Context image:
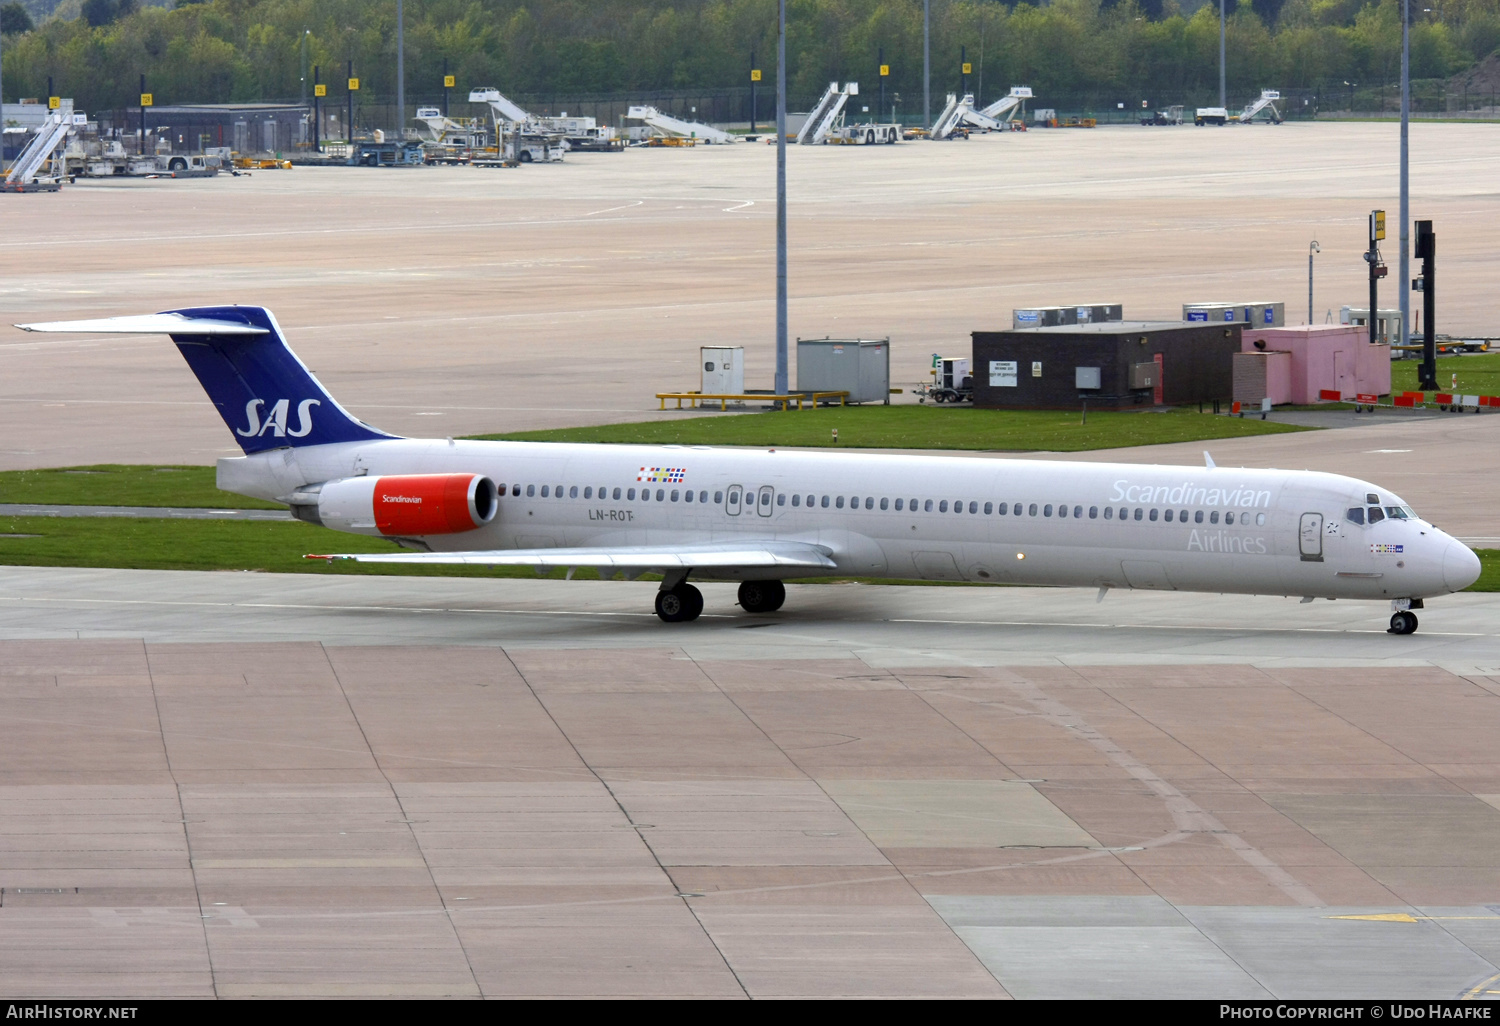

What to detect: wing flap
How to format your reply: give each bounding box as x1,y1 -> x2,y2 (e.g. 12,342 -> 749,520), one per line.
308,541 -> 836,571
15,313 -> 268,335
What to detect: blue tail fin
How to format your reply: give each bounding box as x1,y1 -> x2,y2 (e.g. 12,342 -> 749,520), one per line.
165,305 -> 397,454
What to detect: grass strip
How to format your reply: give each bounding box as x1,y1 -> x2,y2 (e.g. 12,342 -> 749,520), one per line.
0,465 -> 282,509
0,515 -> 1495,592
479,405 -> 1309,451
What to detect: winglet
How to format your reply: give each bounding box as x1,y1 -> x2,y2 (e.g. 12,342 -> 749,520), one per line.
1204,451 -> 1216,469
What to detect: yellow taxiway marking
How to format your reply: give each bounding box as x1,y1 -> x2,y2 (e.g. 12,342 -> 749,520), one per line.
1329,913 -> 1500,923
1463,972 -> 1500,1000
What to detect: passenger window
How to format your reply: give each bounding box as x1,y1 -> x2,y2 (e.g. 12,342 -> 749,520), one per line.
641,490 -> 650,502
1073,506 -> 1082,518
895,498 -> 904,511
613,487 -> 622,500
1029,503 -> 1038,516
1225,512 -> 1235,525
700,491 -> 708,503
849,496 -> 858,508
955,501 -> 965,514
1179,509 -> 1187,522
997,502 -> 1008,515
939,500 -> 948,512
583,487 -> 592,499
527,484 -> 536,497
1256,512 -> 1266,526
1164,509 -> 1173,522
1059,505 -> 1069,518
777,494 -> 786,506
684,490 -> 694,503
1134,508 -> 1143,521
1195,510 -> 1203,524
761,492 -> 770,507
836,496 -> 845,509
540,485 -> 550,498
1043,504 -> 1052,517
881,498 -> 890,511
925,500 -> 934,512
1368,507 -> 1385,524
727,487 -> 741,510
556,484 -> 563,497
670,490 -> 679,502
1089,506 -> 1098,519
983,502 -> 992,515
655,489 -> 664,501
1149,508 -> 1158,522
1117,507 -> 1127,520
513,484 -> 521,496
713,490 -> 722,503
1104,507 -> 1113,520
792,494 -> 801,507
910,498 -> 919,510
1209,511 -> 1219,524
822,496 -> 831,508
567,486 -> 576,498
865,497 -> 874,510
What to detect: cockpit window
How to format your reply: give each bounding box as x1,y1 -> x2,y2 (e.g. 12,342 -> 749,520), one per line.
1367,507 -> 1385,524
1346,507 -> 1365,526
1385,506 -> 1412,520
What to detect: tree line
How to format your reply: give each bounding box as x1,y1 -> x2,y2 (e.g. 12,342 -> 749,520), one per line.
2,0 -> 1497,115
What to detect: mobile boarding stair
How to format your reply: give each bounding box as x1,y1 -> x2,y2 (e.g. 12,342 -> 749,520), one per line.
4,113 -> 72,192
1238,90 -> 1283,124
968,86 -> 1033,128
625,105 -> 735,145
932,94 -> 996,139
797,82 -> 856,145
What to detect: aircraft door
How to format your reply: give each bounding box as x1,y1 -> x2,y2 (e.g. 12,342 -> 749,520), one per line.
1299,512 -> 1324,562
726,486 -> 742,516
757,485 -> 774,517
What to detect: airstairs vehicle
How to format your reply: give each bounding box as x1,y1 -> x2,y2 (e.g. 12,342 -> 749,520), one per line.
1236,90 -> 1283,124
624,105 -> 736,145
970,86 -> 1033,128
3,112 -> 73,191
798,82 -> 855,145
468,88 -> 567,162
932,93 -> 996,139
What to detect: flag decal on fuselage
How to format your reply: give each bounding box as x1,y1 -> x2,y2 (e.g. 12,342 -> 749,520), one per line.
638,467 -> 686,483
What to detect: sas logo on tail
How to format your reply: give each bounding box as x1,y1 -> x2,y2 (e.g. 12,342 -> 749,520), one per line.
237,398 -> 320,438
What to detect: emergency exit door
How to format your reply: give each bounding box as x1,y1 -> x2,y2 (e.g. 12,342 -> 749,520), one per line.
757,486 -> 774,517
1299,513 -> 1324,562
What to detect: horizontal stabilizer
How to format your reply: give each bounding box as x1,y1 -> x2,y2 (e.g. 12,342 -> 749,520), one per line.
15,314 -> 269,336
308,541 -> 836,571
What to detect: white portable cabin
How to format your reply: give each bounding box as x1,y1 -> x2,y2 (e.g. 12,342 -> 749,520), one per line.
701,347 -> 745,394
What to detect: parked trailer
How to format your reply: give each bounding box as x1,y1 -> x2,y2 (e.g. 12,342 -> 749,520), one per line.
832,123 -> 900,144
1194,106 -> 1229,126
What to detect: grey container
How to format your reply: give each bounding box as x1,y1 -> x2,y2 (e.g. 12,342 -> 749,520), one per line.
1012,303 -> 1122,329
1183,301 -> 1285,327
796,338 -> 891,404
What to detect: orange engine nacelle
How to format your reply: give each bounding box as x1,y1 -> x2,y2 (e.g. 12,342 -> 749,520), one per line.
310,473 -> 499,537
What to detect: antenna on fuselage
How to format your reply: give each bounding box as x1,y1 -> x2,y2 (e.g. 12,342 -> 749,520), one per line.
1203,451 -> 1216,469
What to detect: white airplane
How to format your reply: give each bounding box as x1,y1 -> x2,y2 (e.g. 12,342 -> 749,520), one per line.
16,306 -> 1482,634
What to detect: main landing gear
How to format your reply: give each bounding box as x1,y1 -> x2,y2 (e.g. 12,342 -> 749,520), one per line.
1388,610 -> 1419,635
653,578 -> 787,623
655,582 -> 704,623
737,579 -> 786,614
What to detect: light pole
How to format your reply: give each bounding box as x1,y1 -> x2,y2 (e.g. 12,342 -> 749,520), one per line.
1308,241 -> 1320,325
1219,0 -> 1226,110
775,0 -> 788,396
1399,0 -> 1411,353
301,30 -> 309,107
923,0 -> 930,131
396,0 -> 405,134
1344,80 -> 1356,112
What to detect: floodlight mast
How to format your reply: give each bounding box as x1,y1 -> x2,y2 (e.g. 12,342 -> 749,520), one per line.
1399,0 -> 1411,354
775,0 -> 788,396
1219,0 -> 1226,110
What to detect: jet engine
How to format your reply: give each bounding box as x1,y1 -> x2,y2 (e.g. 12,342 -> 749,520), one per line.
290,474 -> 499,537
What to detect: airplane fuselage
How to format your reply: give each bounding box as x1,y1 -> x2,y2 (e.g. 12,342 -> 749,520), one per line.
220,438 -> 1474,602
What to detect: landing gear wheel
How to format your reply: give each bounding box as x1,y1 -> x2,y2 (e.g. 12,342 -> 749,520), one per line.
738,579 -> 786,614
655,583 -> 703,623
1388,610 -> 1418,635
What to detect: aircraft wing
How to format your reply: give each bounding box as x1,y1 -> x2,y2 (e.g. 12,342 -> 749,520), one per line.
308,540 -> 837,572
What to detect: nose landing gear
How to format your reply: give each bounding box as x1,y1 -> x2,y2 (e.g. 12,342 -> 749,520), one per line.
1388,610 -> 1419,635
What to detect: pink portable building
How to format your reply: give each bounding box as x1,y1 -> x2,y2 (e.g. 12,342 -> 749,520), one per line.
1241,325 -> 1391,404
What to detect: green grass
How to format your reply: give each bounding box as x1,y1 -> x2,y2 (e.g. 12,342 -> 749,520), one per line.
2,515 -> 1495,592
0,465 -> 283,509
478,405 -> 1309,451
1391,352 -> 1500,397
